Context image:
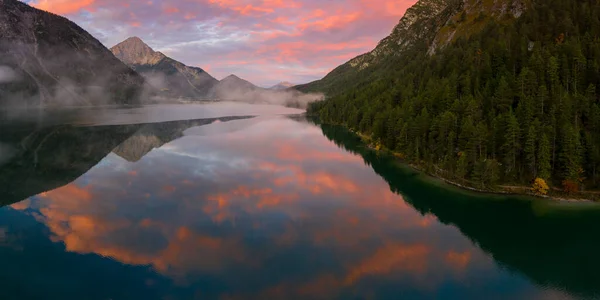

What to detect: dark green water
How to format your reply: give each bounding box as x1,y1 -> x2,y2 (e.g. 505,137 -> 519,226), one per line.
0,104 -> 599,300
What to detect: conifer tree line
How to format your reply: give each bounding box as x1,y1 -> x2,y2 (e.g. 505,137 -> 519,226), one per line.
308,0 -> 600,191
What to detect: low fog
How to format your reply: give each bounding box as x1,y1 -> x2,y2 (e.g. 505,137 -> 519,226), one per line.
211,86 -> 323,109
1,40 -> 321,110
0,41 -> 149,109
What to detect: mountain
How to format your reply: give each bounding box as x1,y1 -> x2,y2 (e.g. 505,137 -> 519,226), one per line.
0,0 -> 145,107
209,74 -> 260,100
306,0 -> 600,193
111,37 -> 218,99
269,82 -> 295,90
110,37 -> 322,106
298,0 -> 528,95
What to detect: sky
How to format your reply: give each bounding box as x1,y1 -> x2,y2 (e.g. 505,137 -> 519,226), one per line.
25,0 -> 418,87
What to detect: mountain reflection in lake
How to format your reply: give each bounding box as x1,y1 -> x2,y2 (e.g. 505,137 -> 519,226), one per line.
0,104 -> 598,300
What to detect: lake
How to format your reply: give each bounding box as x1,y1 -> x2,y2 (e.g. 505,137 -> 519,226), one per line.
0,103 -> 599,300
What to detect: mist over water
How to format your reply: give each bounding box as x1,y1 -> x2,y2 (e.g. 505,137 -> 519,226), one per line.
213,87 -> 323,109
0,102 -> 304,128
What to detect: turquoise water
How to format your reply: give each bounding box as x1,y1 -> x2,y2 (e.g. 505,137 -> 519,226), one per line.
0,104 -> 598,299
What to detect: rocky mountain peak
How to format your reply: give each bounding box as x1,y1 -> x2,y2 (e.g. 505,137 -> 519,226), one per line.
298,0 -> 530,95
393,0 -> 449,33
345,0 -> 531,70
222,74 -> 242,81
219,74 -> 258,88
110,36 -> 218,99
348,0 -> 455,70
110,36 -> 165,66
125,36 -> 144,43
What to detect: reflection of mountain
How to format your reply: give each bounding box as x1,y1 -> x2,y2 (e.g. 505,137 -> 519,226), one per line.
319,123 -> 600,299
182,117 -> 262,138
0,123 -> 142,206
112,133 -> 163,163
0,116 -> 254,206
112,117 -> 253,162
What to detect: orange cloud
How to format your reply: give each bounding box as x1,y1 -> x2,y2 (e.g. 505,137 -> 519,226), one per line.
207,0 -> 299,16
39,183 -> 93,202
446,251 -> 472,271
10,199 -> 31,211
344,243 -> 431,285
28,183 -> 248,278
31,0 -> 95,14
204,185 -> 300,222
297,12 -> 362,31
235,4 -> 273,15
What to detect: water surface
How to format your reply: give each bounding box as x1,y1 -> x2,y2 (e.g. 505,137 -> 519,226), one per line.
0,103 -> 598,300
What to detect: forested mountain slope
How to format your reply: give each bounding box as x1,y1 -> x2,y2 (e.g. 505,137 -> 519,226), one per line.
0,0 -> 145,106
307,0 -> 600,192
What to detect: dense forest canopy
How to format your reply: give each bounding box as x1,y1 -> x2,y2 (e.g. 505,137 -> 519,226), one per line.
307,0 -> 600,192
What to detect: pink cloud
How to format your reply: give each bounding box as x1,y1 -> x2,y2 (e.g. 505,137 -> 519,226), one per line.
28,0 -> 417,86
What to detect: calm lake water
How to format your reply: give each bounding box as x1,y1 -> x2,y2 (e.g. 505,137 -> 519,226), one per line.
0,103 -> 599,300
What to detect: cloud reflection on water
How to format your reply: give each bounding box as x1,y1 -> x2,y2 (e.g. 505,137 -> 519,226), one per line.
9,117 -> 571,299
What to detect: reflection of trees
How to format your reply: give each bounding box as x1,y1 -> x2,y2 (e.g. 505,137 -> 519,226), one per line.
0,116 -> 253,206
319,123 -> 600,299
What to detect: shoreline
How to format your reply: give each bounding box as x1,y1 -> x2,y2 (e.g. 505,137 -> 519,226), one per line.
406,163 -> 597,203
344,126 -> 600,203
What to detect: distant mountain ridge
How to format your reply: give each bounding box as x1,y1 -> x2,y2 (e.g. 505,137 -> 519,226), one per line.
269,82 -> 295,90
111,37 -> 218,99
110,36 -> 323,107
209,74 -> 260,100
0,0 -> 145,106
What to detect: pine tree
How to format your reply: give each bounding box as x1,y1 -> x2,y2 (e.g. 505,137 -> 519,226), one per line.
537,85 -> 549,117
456,153 -> 468,180
524,125 -> 537,177
502,111 -> 520,176
538,134 -> 552,180
459,116 -> 476,163
495,77 -> 513,113
559,124 -> 582,181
